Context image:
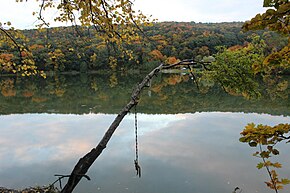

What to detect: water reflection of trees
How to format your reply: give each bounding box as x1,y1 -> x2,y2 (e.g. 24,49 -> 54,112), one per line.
0,73 -> 289,115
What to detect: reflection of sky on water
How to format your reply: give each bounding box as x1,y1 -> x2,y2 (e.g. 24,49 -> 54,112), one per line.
0,112 -> 289,193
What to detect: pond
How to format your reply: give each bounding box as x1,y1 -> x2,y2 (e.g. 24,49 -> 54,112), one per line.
0,72 -> 289,193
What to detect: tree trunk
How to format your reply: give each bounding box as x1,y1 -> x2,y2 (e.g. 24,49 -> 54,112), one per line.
60,59 -> 201,193
61,63 -> 164,193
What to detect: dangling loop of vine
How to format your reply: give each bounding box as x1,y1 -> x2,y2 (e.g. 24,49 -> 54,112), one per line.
134,105 -> 141,178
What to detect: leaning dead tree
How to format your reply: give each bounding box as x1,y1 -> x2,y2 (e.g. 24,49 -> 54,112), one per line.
60,59 -> 210,193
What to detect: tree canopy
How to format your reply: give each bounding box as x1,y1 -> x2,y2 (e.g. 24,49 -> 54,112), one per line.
0,0 -> 154,76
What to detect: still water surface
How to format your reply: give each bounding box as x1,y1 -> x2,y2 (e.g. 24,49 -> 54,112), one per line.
0,73 -> 289,193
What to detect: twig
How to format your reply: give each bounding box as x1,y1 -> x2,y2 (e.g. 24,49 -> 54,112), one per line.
38,0 -> 50,27
162,59 -> 211,69
187,64 -> 200,90
259,144 -> 279,193
51,174 -> 90,190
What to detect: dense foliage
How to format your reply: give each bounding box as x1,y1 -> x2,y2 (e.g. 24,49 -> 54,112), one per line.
243,0 -> 290,76
0,22 -> 288,74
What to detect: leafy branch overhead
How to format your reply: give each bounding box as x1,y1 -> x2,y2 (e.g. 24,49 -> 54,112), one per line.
0,22 -> 46,77
35,0 -> 154,59
244,0 -> 290,34
1,0 -> 155,76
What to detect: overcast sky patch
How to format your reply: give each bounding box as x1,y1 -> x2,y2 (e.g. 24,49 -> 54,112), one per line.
0,0 -> 268,29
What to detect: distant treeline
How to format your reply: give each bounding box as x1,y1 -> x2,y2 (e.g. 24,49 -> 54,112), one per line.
0,22 -> 288,73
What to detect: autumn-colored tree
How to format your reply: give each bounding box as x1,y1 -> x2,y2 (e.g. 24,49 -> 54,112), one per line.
0,0 -> 154,75
165,56 -> 179,64
149,49 -> 164,61
0,21 -> 47,77
243,0 -> 290,74
48,48 -> 66,71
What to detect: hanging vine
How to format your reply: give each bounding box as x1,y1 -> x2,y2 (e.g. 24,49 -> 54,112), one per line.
134,105 -> 141,178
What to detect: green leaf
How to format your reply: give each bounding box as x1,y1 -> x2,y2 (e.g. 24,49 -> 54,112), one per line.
263,0 -> 275,7
239,137 -> 247,143
257,162 -> 264,169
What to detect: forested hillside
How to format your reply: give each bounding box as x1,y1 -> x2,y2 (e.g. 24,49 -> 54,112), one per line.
0,22 -> 288,73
